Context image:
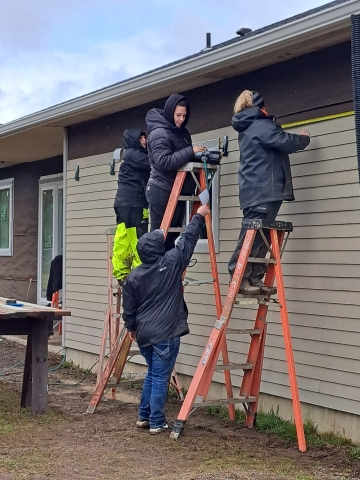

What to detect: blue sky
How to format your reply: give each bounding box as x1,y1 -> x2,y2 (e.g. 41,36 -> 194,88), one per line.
0,0 -> 331,123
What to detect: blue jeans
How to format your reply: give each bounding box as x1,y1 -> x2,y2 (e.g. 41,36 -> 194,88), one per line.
139,337 -> 180,428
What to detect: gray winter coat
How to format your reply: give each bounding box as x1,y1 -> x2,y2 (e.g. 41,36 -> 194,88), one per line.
145,94 -> 196,195
232,107 -> 310,210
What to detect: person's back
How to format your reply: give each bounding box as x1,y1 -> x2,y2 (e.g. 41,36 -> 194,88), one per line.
228,90 -> 310,295
122,204 -> 209,434
114,129 -> 150,210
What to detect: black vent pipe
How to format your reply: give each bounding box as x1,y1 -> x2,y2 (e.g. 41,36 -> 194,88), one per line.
351,14 -> 360,184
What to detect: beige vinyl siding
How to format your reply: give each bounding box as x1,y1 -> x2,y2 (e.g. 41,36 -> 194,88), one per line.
65,114 -> 360,416
65,155 -> 118,356
180,114 -> 360,416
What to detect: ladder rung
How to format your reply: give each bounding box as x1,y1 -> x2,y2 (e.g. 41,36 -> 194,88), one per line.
178,195 -> 200,202
168,227 -> 185,233
107,377 -> 144,387
226,328 -> 261,335
215,362 -> 253,371
235,299 -> 280,307
194,396 -> 257,407
248,257 -> 276,264
112,313 -> 121,318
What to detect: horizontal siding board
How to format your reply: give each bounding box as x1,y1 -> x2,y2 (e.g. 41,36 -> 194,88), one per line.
220,160 -> 358,186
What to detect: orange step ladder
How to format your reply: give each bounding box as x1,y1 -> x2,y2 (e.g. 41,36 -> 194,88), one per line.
86,228 -> 183,414
170,219 -> 307,453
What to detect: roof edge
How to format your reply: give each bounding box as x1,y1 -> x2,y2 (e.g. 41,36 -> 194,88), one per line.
0,0 -> 358,139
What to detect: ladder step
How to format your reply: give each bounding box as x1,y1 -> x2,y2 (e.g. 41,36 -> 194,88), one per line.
183,277 -> 214,287
248,257 -> 276,264
194,396 -> 257,407
178,162 -> 218,172
226,328 -> 261,335
215,362 -> 253,371
128,349 -> 140,356
168,227 -> 185,233
178,195 -> 200,202
107,377 -> 144,387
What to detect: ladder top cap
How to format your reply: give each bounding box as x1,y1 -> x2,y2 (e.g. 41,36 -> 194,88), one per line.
178,162 -> 218,172
243,219 -> 293,232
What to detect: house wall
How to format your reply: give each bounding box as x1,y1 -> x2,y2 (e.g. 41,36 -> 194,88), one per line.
65,113 -> 360,420
64,39 -> 360,434
0,156 -> 63,302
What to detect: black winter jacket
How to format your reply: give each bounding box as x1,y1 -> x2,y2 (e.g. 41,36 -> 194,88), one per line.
122,213 -> 205,348
146,94 -> 196,195
232,107 -> 310,210
114,129 -> 150,209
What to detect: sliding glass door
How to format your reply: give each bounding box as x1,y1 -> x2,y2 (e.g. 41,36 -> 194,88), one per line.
38,175 -> 63,304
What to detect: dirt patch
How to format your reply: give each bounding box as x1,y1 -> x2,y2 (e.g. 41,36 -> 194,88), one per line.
0,339 -> 359,480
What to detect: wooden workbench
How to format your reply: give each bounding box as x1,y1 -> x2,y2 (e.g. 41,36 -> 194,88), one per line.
0,298 -> 71,414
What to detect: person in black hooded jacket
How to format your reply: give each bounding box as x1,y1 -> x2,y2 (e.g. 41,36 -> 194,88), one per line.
112,129 -> 151,283
228,90 -> 310,295
122,203 -> 210,434
145,94 -> 206,251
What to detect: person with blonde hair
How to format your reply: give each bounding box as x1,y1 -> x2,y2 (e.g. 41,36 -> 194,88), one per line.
228,90 -> 311,295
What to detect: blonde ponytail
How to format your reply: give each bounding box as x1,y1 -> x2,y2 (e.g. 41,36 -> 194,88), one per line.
233,90 -> 253,114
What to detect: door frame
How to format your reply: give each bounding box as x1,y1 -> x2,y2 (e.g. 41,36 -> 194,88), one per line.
37,174 -> 64,305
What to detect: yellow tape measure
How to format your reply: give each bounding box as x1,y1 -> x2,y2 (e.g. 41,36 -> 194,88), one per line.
282,110 -> 354,129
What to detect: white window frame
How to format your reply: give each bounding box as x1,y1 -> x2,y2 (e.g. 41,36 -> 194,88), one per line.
0,178 -> 14,257
185,139 -> 220,254
37,174 -> 63,305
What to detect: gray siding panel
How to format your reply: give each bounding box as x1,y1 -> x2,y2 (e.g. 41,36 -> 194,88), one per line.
65,114 -> 360,417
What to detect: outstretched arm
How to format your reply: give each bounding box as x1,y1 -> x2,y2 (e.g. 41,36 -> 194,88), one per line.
260,122 -> 310,154
165,205 -> 210,275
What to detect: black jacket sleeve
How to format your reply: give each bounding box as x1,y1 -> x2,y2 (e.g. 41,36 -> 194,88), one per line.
165,213 -> 205,275
149,128 -> 194,172
129,149 -> 151,172
122,281 -> 137,332
260,122 -> 310,154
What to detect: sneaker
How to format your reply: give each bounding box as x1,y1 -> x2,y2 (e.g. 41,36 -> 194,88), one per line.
136,420 -> 150,428
238,279 -> 261,296
149,423 -> 170,435
251,280 -> 277,296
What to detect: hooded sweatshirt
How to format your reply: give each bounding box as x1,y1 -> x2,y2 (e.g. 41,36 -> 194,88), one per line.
232,107 -> 310,210
145,94 -> 196,195
122,213 -> 205,348
114,129 -> 150,209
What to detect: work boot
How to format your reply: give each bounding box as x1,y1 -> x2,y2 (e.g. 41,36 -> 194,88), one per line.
238,279 -> 261,296
251,279 -> 277,296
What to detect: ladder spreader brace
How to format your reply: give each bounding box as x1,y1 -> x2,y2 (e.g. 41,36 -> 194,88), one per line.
170,219 -> 307,453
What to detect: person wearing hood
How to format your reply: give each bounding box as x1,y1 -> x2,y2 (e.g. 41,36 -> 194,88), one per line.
122,203 -> 210,434
112,129 -> 151,283
145,94 -> 206,251
228,90 -> 311,295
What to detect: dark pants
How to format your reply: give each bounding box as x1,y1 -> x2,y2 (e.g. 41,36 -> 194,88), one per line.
146,184 -> 186,251
114,206 -> 148,239
228,201 -> 282,281
139,337 -> 180,428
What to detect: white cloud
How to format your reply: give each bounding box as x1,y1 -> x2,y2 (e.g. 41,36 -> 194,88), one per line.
0,0 -> 331,123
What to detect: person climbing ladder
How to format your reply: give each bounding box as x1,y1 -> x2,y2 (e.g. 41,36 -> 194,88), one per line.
112,129 -> 151,283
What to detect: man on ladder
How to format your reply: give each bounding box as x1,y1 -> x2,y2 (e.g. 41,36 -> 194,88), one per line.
122,203 -> 210,434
